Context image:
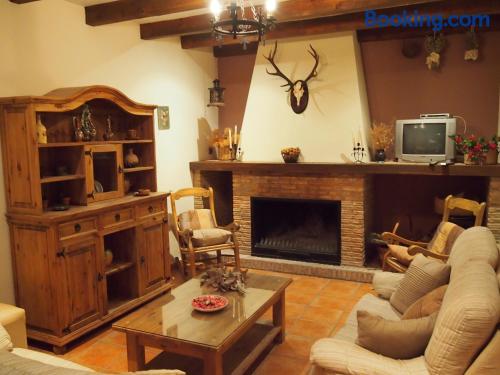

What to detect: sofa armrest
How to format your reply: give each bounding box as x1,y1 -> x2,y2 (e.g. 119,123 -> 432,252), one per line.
372,272 -> 405,299
310,339 -> 429,375
0,303 -> 28,349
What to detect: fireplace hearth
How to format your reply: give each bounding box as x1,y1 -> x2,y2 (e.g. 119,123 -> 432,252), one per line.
251,197 -> 341,265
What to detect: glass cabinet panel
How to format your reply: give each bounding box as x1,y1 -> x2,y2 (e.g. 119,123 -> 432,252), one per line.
85,144 -> 124,203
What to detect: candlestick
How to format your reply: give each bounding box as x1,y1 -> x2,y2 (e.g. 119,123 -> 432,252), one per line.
228,128 -> 232,149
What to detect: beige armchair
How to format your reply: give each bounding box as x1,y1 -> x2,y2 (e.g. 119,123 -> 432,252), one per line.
0,303 -> 27,349
381,195 -> 486,272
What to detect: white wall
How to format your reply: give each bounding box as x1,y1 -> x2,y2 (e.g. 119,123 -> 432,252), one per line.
0,0 -> 218,304
240,32 -> 371,162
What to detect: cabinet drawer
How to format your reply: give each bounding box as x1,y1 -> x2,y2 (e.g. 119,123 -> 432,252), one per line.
59,218 -> 97,240
136,199 -> 165,219
101,207 -> 134,230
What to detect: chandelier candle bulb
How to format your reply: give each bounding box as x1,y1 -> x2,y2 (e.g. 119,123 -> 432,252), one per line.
266,0 -> 277,15
210,0 -> 222,19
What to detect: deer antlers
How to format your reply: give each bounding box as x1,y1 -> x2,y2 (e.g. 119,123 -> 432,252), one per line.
265,41 -> 294,91
264,41 -> 319,90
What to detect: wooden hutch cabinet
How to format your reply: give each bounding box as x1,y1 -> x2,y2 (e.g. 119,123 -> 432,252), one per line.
0,86 -> 171,352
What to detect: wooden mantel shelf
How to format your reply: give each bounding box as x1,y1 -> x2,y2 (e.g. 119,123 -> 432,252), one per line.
190,160 -> 500,177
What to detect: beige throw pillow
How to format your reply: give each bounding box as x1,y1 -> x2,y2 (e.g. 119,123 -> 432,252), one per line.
356,310 -> 437,359
390,254 -> 450,314
0,323 -> 13,351
402,285 -> 448,320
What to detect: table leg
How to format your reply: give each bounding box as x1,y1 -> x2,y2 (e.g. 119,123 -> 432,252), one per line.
204,351 -> 223,375
126,333 -> 145,371
273,290 -> 286,343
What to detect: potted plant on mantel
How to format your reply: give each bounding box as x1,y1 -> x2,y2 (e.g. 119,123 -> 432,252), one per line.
449,134 -> 498,165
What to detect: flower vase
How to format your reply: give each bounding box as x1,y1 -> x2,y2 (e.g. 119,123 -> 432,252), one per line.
464,154 -> 478,165
374,149 -> 386,162
486,149 -> 498,165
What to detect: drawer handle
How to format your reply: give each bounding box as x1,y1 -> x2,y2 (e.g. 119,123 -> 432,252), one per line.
148,206 -> 154,213
115,213 -> 121,222
74,223 -> 81,233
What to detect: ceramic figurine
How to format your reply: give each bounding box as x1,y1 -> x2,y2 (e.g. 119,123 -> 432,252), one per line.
36,114 -> 47,144
103,115 -> 114,141
81,104 -> 97,141
124,148 -> 139,167
73,116 -> 84,142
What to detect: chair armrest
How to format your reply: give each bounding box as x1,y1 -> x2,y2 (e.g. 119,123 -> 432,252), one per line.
372,272 -> 405,299
381,232 -> 428,248
407,246 -> 448,261
0,303 -> 27,349
310,338 -> 429,375
218,222 -> 240,233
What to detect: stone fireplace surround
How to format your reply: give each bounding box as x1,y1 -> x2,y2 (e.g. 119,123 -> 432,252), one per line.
191,161 -> 500,281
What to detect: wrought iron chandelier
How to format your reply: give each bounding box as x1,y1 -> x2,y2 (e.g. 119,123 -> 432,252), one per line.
210,0 -> 277,43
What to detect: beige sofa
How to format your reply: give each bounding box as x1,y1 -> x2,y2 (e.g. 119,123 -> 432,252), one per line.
0,303 -> 184,374
310,226 -> 500,375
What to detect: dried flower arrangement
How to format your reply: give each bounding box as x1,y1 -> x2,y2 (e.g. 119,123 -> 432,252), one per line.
200,267 -> 247,294
424,33 -> 446,70
371,121 -> 394,151
464,28 -> 479,61
211,127 -> 241,160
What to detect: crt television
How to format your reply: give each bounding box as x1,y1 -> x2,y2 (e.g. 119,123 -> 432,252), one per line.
395,117 -> 456,163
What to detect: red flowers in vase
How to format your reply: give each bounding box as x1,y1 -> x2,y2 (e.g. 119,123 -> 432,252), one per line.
450,134 -> 498,164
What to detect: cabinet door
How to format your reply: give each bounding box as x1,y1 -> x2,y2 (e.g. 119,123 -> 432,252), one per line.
60,236 -> 103,332
85,144 -> 124,203
137,219 -> 167,295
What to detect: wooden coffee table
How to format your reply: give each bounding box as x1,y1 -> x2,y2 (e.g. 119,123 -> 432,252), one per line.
113,273 -> 292,375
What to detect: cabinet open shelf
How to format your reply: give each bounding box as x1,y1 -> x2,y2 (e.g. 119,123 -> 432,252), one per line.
124,166 -> 155,173
38,139 -> 154,148
40,174 -> 86,184
105,261 -> 135,277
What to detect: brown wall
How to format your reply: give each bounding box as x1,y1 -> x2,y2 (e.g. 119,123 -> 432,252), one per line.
360,31 -> 500,136
217,53 -> 257,130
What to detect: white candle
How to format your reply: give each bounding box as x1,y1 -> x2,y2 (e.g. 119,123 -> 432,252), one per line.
234,125 -> 237,143
228,128 -> 232,149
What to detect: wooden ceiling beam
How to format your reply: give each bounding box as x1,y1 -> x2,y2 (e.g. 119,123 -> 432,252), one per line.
85,0 -> 207,26
181,0 -> 500,49
141,0 -> 443,39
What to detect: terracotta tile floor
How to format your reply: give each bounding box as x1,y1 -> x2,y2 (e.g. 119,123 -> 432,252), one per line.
31,269 -> 374,374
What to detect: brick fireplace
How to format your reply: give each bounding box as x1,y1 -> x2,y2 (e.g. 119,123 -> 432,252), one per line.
231,172 -> 372,267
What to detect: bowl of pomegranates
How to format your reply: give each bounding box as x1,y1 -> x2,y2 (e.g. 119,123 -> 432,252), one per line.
192,295 -> 229,313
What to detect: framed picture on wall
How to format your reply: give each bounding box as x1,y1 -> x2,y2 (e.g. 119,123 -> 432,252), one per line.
157,106 -> 170,130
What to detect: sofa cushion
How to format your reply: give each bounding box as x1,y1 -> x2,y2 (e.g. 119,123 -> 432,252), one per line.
372,272 -> 404,300
402,285 -> 447,320
356,310 -> 437,359
465,329 -> 500,375
425,262 -> 500,375
178,209 -> 215,231
191,228 -> 231,247
427,222 -> 464,255
390,254 -> 450,314
447,226 -> 498,270
0,323 -> 13,351
0,350 -> 185,374
333,293 -> 401,343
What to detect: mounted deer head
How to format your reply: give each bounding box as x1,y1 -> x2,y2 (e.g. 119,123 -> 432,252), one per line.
265,41 -> 319,114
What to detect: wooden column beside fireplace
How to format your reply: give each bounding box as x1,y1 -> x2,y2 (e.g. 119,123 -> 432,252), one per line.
191,161 -> 500,268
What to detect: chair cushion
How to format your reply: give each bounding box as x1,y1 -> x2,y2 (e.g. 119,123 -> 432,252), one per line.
388,244 -> 414,266
356,310 -> 437,359
390,254 -> 450,314
0,323 -> 13,351
402,285 -> 447,320
427,222 -> 464,255
191,228 -> 231,247
178,209 -> 215,231
465,329 -> 500,375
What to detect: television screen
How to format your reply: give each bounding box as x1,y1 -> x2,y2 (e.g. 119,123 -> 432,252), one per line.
402,123 -> 446,155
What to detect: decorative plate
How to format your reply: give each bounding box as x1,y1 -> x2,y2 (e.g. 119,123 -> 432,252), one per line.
192,295 -> 229,313
94,180 -> 104,193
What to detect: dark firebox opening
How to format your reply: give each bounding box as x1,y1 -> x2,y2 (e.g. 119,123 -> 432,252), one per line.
251,197 -> 341,265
